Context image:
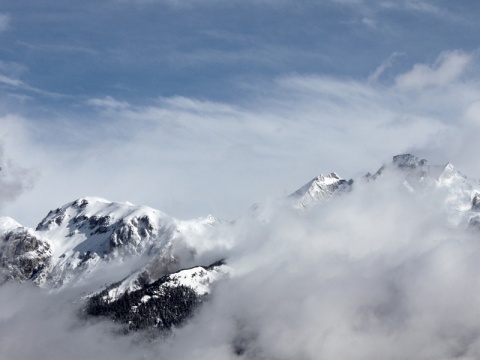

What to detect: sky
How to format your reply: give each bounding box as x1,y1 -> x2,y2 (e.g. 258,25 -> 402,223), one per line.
1,0 -> 480,226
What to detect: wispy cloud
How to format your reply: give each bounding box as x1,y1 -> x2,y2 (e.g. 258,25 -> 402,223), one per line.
403,0 -> 461,21
395,50 -> 472,90
369,52 -> 404,83
0,13 -> 10,33
87,96 -> 130,110
0,73 -> 67,99
17,41 -> 98,56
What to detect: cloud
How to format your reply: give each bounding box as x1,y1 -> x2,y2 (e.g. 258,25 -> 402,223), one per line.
2,49 -> 480,230
395,50 -> 472,90
0,74 -> 23,88
0,61 -> 27,77
143,167 -> 480,359
0,283 -> 163,360
0,134 -> 38,211
0,73 -> 66,99
3,158 -> 480,360
368,52 -> 404,83
0,57 -> 452,226
119,0 -> 291,8
402,0 -> 463,22
87,96 -> 130,110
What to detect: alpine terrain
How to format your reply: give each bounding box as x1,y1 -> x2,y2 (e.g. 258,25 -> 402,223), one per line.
1,154 -> 480,355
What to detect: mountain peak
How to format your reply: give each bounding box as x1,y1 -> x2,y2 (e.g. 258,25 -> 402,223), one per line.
290,172 -> 353,210
392,154 -> 428,169
0,216 -> 22,236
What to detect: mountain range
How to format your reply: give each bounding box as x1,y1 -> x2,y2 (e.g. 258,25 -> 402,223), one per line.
1,154 -> 479,333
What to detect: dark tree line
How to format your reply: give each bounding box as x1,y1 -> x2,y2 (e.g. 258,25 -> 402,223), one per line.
86,277 -> 201,332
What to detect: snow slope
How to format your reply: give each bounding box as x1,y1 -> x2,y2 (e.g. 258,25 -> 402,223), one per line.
290,172 -> 353,210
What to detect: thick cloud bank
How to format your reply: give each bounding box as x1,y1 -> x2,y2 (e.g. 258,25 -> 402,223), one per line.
2,162 -> 480,359
162,171 -> 480,360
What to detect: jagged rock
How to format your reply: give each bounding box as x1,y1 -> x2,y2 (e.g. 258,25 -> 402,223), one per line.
0,228 -> 51,284
392,154 -> 428,169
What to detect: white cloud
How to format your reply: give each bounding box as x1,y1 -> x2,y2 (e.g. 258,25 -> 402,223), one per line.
151,173 -> 480,359
87,96 -> 130,110
368,52 -> 404,83
463,100 -> 480,128
0,73 -> 65,98
395,50 -> 472,90
361,17 -> 376,28
402,0 -> 462,21
2,49 -> 480,230
0,74 -> 23,88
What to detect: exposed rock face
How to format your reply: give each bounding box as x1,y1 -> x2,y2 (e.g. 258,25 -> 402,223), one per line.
29,197 -> 215,288
392,154 -> 428,169
0,228 -> 51,284
36,199 -> 165,257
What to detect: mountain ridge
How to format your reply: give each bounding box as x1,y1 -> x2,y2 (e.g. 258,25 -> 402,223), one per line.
2,153 -> 480,334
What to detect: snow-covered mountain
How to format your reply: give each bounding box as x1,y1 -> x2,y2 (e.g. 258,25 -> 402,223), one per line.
86,260 -> 229,332
0,196 -> 222,290
290,172 -> 353,210
1,153 -> 480,334
371,154 -> 480,227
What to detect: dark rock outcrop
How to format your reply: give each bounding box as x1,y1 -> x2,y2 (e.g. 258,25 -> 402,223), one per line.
0,229 -> 51,284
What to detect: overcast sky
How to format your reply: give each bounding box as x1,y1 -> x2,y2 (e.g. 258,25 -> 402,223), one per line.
1,0 -> 480,226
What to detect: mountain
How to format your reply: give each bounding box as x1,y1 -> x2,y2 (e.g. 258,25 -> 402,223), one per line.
0,219 -> 51,284
373,154 -> 479,227
0,197 -> 229,333
0,197 -> 222,289
289,172 -> 353,210
86,260 -> 228,332
1,154 -> 480,335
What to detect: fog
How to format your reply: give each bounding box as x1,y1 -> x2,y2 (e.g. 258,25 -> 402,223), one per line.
2,164 -> 480,359
165,171 -> 480,360
0,144 -> 37,211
